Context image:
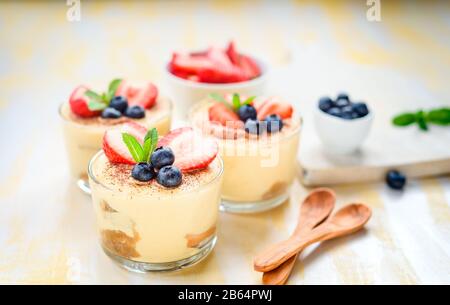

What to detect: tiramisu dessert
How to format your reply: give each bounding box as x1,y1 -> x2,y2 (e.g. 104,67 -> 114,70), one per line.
88,123 -> 223,272
190,93 -> 301,213
60,79 -> 172,193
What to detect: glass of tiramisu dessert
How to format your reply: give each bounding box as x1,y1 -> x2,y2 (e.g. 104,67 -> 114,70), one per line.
88,123 -> 223,272
190,93 -> 301,213
59,79 -> 172,193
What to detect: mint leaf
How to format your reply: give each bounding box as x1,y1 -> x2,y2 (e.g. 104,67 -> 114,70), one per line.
415,111 -> 428,131
209,93 -> 227,104
101,92 -> 108,103
88,101 -> 107,111
232,93 -> 241,110
243,96 -> 256,105
427,108 -> 450,125
208,93 -> 234,111
85,90 -> 103,102
392,113 -> 416,126
142,128 -> 158,162
122,133 -> 144,163
106,79 -> 122,102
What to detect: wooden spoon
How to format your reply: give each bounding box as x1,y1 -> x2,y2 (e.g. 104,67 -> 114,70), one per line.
262,188 -> 336,285
254,203 -> 372,272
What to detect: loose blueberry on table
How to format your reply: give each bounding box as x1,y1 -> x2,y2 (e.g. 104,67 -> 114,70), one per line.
208,93 -> 293,135
69,78 -> 159,119
386,170 -> 407,190
318,93 -> 369,120
103,124 -> 218,188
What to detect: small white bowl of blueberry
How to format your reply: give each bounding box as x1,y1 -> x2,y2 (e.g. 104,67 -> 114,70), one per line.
314,93 -> 373,154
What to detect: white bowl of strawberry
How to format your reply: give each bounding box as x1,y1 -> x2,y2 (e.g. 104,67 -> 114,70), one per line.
165,41 -> 267,119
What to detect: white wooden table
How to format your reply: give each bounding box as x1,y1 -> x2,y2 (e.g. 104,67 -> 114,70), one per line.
0,0 -> 449,284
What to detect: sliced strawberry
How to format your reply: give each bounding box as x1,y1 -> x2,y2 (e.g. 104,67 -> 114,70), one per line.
226,41 -> 241,65
158,127 -> 218,172
226,42 -> 260,80
197,66 -> 246,83
208,103 -> 240,126
200,47 -> 246,83
256,97 -> 293,120
239,55 -> 261,79
69,85 -> 100,118
103,122 -> 147,164
207,46 -> 234,68
116,80 -> 158,109
170,53 -> 213,75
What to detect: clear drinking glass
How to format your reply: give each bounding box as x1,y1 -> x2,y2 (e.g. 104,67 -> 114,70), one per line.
190,100 -> 301,213
88,151 -> 224,272
59,99 -> 172,194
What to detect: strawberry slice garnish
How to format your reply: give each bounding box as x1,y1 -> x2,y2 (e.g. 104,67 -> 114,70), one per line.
103,122 -> 147,164
208,103 -> 240,126
69,85 -> 100,118
115,80 -> 158,109
158,127 -> 218,172
256,97 -> 293,120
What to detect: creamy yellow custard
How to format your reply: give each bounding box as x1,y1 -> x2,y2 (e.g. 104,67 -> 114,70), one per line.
190,98 -> 301,213
60,96 -> 172,190
88,152 -> 223,270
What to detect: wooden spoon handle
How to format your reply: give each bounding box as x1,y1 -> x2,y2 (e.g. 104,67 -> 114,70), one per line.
254,227 -> 329,272
262,252 -> 298,285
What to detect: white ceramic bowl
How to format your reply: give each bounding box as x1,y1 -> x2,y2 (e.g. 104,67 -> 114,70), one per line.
165,58 -> 268,120
314,106 -> 373,154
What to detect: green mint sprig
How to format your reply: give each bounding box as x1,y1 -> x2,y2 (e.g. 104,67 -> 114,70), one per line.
122,128 -> 158,163
392,107 -> 450,131
208,93 -> 256,111
86,78 -> 122,111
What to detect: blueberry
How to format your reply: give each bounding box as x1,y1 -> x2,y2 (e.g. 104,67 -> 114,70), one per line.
110,96 -> 128,113
244,119 -> 265,135
386,170 -> 406,190
340,106 -> 354,120
238,104 -> 257,122
131,163 -> 155,182
318,96 -> 334,112
150,147 -> 175,170
156,165 -> 182,188
337,92 -> 349,101
125,105 -> 145,119
335,98 -> 350,108
327,107 -> 341,117
264,114 -> 283,133
101,107 -> 122,119
352,102 -> 369,118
